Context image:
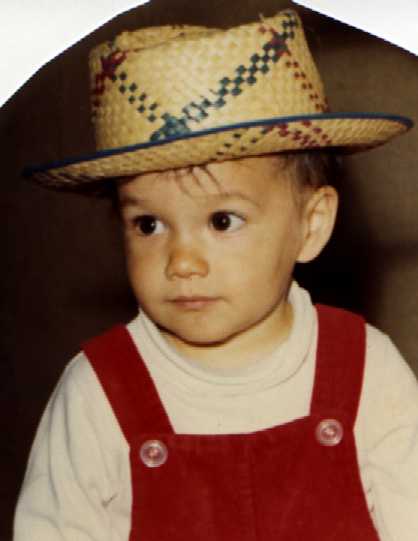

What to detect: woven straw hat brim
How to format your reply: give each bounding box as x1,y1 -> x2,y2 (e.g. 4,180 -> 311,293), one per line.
27,112 -> 411,188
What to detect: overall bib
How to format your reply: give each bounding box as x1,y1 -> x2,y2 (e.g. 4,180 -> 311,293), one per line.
84,305 -> 380,540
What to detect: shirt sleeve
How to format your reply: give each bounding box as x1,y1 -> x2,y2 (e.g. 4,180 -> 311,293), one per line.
14,353 -> 129,541
358,326 -> 418,541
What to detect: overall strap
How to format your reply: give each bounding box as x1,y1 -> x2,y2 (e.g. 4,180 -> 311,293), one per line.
310,304 -> 366,428
83,325 -> 174,440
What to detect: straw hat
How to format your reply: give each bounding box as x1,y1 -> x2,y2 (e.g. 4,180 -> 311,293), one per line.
27,9 -> 412,188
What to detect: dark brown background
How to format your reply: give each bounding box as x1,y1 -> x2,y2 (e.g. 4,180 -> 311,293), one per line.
1,1 -> 417,538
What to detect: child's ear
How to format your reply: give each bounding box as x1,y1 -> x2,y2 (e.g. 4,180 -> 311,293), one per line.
296,185 -> 338,264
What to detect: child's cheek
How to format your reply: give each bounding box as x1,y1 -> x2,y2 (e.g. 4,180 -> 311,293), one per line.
124,235 -> 163,287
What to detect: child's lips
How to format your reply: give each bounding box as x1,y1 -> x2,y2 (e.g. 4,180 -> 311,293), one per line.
169,296 -> 219,310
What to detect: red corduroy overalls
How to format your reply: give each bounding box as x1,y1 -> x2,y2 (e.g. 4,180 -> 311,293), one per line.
84,305 -> 380,540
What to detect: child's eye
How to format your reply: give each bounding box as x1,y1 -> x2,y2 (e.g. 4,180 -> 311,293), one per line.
210,211 -> 245,232
133,215 -> 165,236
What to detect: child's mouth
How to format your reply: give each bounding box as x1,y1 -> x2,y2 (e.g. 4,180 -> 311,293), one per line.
170,296 -> 219,310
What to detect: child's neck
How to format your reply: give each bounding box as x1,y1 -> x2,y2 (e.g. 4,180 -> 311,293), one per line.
161,301 -> 294,371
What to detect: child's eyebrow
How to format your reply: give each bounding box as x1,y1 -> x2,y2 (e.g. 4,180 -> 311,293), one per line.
118,195 -> 148,209
208,190 -> 261,209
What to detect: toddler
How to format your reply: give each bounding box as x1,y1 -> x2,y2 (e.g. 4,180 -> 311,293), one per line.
15,9 -> 418,541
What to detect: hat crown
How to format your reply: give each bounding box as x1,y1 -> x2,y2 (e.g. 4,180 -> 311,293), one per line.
89,10 -> 327,151
92,23 -> 214,55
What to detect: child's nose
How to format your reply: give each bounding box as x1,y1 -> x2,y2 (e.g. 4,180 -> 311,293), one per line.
165,240 -> 209,280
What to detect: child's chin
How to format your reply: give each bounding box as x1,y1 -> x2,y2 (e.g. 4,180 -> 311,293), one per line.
161,324 -> 235,348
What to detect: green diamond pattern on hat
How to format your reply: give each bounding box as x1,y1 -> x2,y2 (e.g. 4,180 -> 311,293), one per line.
149,21 -> 293,143
113,67 -> 162,121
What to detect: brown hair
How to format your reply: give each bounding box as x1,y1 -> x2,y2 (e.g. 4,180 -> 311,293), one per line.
275,150 -> 341,192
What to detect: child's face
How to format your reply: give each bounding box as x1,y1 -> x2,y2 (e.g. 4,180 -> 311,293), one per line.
118,155 -> 315,359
